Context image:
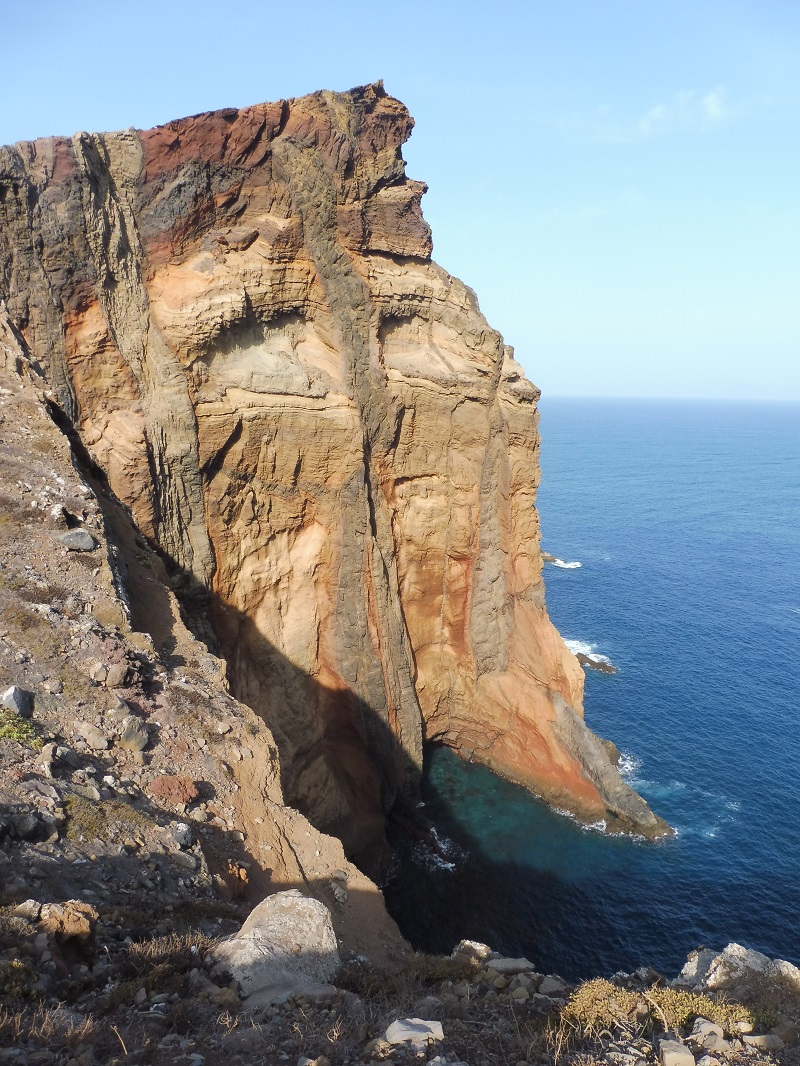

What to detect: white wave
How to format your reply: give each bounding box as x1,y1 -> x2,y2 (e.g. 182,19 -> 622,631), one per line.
618,752 -> 642,778
564,639 -> 614,668
416,848 -> 456,873
585,819 -> 608,833
550,558 -> 582,569
412,827 -> 462,873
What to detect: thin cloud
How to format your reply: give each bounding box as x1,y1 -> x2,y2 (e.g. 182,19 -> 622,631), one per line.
557,86 -> 737,144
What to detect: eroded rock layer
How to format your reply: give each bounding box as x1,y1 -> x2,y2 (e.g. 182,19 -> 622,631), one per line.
0,82 -> 668,866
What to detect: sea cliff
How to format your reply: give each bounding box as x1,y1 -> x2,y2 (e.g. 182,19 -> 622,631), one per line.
0,82 -> 667,874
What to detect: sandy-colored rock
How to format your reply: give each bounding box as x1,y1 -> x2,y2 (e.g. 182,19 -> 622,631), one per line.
0,82 -> 667,870
39,900 -> 97,948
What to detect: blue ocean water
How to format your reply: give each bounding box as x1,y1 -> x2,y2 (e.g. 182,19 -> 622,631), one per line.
384,398 -> 800,980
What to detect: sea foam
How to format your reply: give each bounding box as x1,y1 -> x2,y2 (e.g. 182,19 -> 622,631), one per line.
564,638 -> 615,668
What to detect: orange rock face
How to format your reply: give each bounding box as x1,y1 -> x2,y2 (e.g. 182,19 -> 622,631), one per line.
0,83 -> 668,870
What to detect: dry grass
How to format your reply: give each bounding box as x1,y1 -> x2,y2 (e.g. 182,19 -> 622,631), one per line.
337,950 -> 480,1003
0,1003 -> 100,1050
63,792 -> 154,843
126,930 -> 220,971
0,602 -> 37,631
105,930 -> 221,1013
550,978 -> 754,1060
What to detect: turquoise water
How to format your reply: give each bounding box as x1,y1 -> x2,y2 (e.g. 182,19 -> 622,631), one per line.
385,399 -> 800,980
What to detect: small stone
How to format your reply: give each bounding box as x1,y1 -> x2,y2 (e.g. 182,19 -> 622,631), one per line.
75,721 -> 108,750
510,986 -> 529,1001
2,685 -> 33,717
538,975 -> 568,996
167,821 -> 193,848
14,899 -> 42,921
89,662 -> 108,684
148,775 -> 198,806
384,1018 -> 444,1051
12,811 -> 40,839
105,663 -> 129,688
658,1038 -> 696,1066
119,715 -> 148,752
43,678 -> 63,694
487,956 -> 535,975
689,1018 -> 728,1053
59,529 -> 98,552
742,1033 -> 784,1050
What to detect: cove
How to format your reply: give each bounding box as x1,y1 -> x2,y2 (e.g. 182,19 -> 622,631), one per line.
384,398 -> 800,981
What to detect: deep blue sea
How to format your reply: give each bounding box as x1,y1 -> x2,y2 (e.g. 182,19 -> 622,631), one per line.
385,398 -> 800,981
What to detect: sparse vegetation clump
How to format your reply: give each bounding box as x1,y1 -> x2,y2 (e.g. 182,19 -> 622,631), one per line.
552,976 -> 754,1058
0,708 -> 40,747
0,958 -> 38,1000
62,792 -> 154,842
337,949 -> 480,1003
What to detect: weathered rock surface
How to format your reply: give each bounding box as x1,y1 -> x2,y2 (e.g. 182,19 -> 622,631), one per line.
213,888 -> 339,1006
0,81 -> 667,866
679,942 -> 800,994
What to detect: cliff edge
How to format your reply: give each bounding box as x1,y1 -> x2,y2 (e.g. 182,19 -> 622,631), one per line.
0,82 -> 668,868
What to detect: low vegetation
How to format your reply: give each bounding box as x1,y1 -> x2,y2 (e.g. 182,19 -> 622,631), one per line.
0,708 -> 40,747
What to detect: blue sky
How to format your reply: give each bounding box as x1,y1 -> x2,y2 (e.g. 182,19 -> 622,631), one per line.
3,1 -> 798,399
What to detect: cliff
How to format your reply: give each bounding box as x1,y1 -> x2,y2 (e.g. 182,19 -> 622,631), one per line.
0,82 -> 667,870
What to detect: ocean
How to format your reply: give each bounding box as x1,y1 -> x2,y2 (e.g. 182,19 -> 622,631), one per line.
384,398 -> 800,981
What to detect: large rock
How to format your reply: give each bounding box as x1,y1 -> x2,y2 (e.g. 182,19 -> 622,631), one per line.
213,889 -> 339,1007
40,899 -> 98,950
0,83 -> 668,860
2,686 -> 33,717
384,1018 -> 444,1051
679,943 -> 800,993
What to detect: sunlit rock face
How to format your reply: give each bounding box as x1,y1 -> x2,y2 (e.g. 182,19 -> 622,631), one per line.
0,82 -> 667,871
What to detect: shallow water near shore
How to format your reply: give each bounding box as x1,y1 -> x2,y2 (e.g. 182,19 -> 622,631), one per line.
384,398 -> 800,980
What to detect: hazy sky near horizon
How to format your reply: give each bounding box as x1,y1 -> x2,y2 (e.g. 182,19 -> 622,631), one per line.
3,1 -> 798,400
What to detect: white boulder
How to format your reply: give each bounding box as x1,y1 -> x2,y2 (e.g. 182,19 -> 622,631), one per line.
214,889 -> 339,1007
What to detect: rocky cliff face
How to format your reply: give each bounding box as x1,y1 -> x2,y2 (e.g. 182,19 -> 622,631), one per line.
0,82 -> 667,869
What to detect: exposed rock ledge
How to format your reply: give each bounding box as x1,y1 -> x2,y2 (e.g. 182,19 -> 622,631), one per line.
0,81 -> 669,868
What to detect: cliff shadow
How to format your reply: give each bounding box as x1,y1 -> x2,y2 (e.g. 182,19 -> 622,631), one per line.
383,742 -> 655,982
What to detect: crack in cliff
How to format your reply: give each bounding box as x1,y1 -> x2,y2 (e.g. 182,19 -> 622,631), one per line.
0,148 -> 78,419
273,131 -> 424,795
70,128 -> 217,631
469,341 -> 513,677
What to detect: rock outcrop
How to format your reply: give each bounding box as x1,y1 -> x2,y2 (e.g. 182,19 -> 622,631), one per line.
0,81 -> 668,868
